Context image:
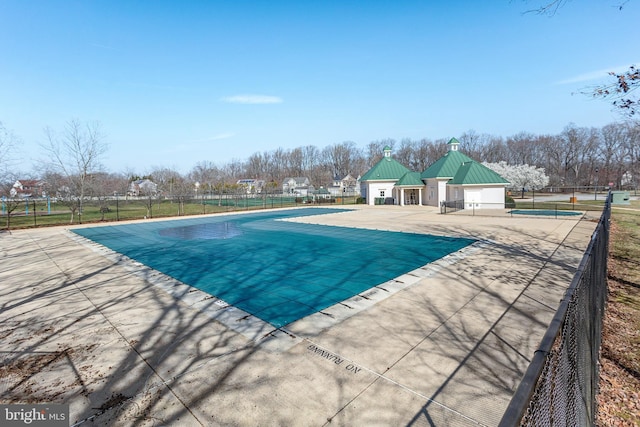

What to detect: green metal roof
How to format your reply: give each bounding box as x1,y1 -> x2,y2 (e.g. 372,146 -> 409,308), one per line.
420,150 -> 474,179
361,156 -> 410,181
448,161 -> 510,185
395,171 -> 423,187
363,138 -> 508,187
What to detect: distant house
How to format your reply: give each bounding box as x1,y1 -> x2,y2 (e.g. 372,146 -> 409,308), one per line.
10,180 -> 45,198
312,187 -> 332,201
128,179 -> 158,197
236,179 -> 265,194
282,177 -> 314,196
327,174 -> 361,197
360,139 -> 509,208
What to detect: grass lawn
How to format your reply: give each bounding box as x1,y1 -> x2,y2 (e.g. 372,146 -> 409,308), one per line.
1,196 -> 360,230
598,200 -> 640,425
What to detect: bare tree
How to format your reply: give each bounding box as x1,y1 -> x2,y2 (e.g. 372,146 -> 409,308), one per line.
525,0 -> 569,15
300,145 -> 322,176
0,188 -> 23,230
599,123 -> 627,188
85,172 -> 127,221
365,139 -> 395,166
291,145 -> 324,185
245,152 -> 270,181
190,160 -> 221,199
286,147 -> 304,177
505,132 -> 538,165
270,148 -> 288,182
0,122 -> 21,229
410,138 -> 439,172
626,123 -> 640,190
458,130 -> 486,160
395,138 -> 417,170
224,159 -> 246,181
0,122 -> 21,183
392,138 -> 441,172
480,136 -> 508,164
0,178 -> 23,231
526,0 -> 630,15
139,180 -> 157,218
593,65 -> 640,117
146,167 -> 173,195
41,119 -> 108,224
39,170 -> 71,218
323,141 -> 361,181
561,124 -> 599,187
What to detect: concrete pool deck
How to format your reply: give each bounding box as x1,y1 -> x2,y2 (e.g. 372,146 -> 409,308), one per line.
0,206 -> 599,426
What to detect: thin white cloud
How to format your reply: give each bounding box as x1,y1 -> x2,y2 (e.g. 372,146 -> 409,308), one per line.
221,94 -> 283,104
556,63 -> 638,85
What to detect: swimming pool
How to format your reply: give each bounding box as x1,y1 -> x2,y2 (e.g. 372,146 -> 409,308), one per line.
73,209 -> 475,327
509,209 -> 582,217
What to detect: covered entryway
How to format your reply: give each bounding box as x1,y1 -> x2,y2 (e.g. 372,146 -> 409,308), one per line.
399,188 -> 422,205
395,171 -> 424,206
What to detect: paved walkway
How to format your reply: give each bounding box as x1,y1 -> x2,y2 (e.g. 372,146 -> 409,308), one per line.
0,206 -> 598,426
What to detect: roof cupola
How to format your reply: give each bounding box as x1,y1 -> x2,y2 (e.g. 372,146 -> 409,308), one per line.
447,138 -> 460,152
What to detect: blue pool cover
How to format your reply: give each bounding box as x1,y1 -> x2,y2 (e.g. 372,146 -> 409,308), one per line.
73,209 -> 475,327
509,209 -> 582,216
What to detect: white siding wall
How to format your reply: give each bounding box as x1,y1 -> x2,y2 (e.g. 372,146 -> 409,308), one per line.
448,184 -> 461,203
423,179 -> 440,207
458,186 -> 505,209
464,189 -> 481,209
438,180 -> 448,205
481,186 -> 506,208
365,181 -> 396,205
364,180 -> 506,208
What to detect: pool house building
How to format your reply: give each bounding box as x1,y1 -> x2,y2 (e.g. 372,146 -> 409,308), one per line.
360,138 -> 510,209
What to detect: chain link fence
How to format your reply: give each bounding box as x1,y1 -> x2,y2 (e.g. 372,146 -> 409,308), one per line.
440,199 -> 465,213
499,193 -> 611,426
1,194 -> 363,230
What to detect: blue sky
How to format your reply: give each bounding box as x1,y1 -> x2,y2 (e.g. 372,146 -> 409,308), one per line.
1,0 -> 638,174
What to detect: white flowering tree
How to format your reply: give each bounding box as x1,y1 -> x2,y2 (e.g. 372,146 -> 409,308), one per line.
484,161 -> 549,198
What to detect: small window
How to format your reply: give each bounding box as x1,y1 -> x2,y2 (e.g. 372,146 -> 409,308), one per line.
380,190 -> 385,197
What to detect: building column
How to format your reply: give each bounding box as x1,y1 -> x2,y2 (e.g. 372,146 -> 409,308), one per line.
418,189 -> 423,205
399,188 -> 405,206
